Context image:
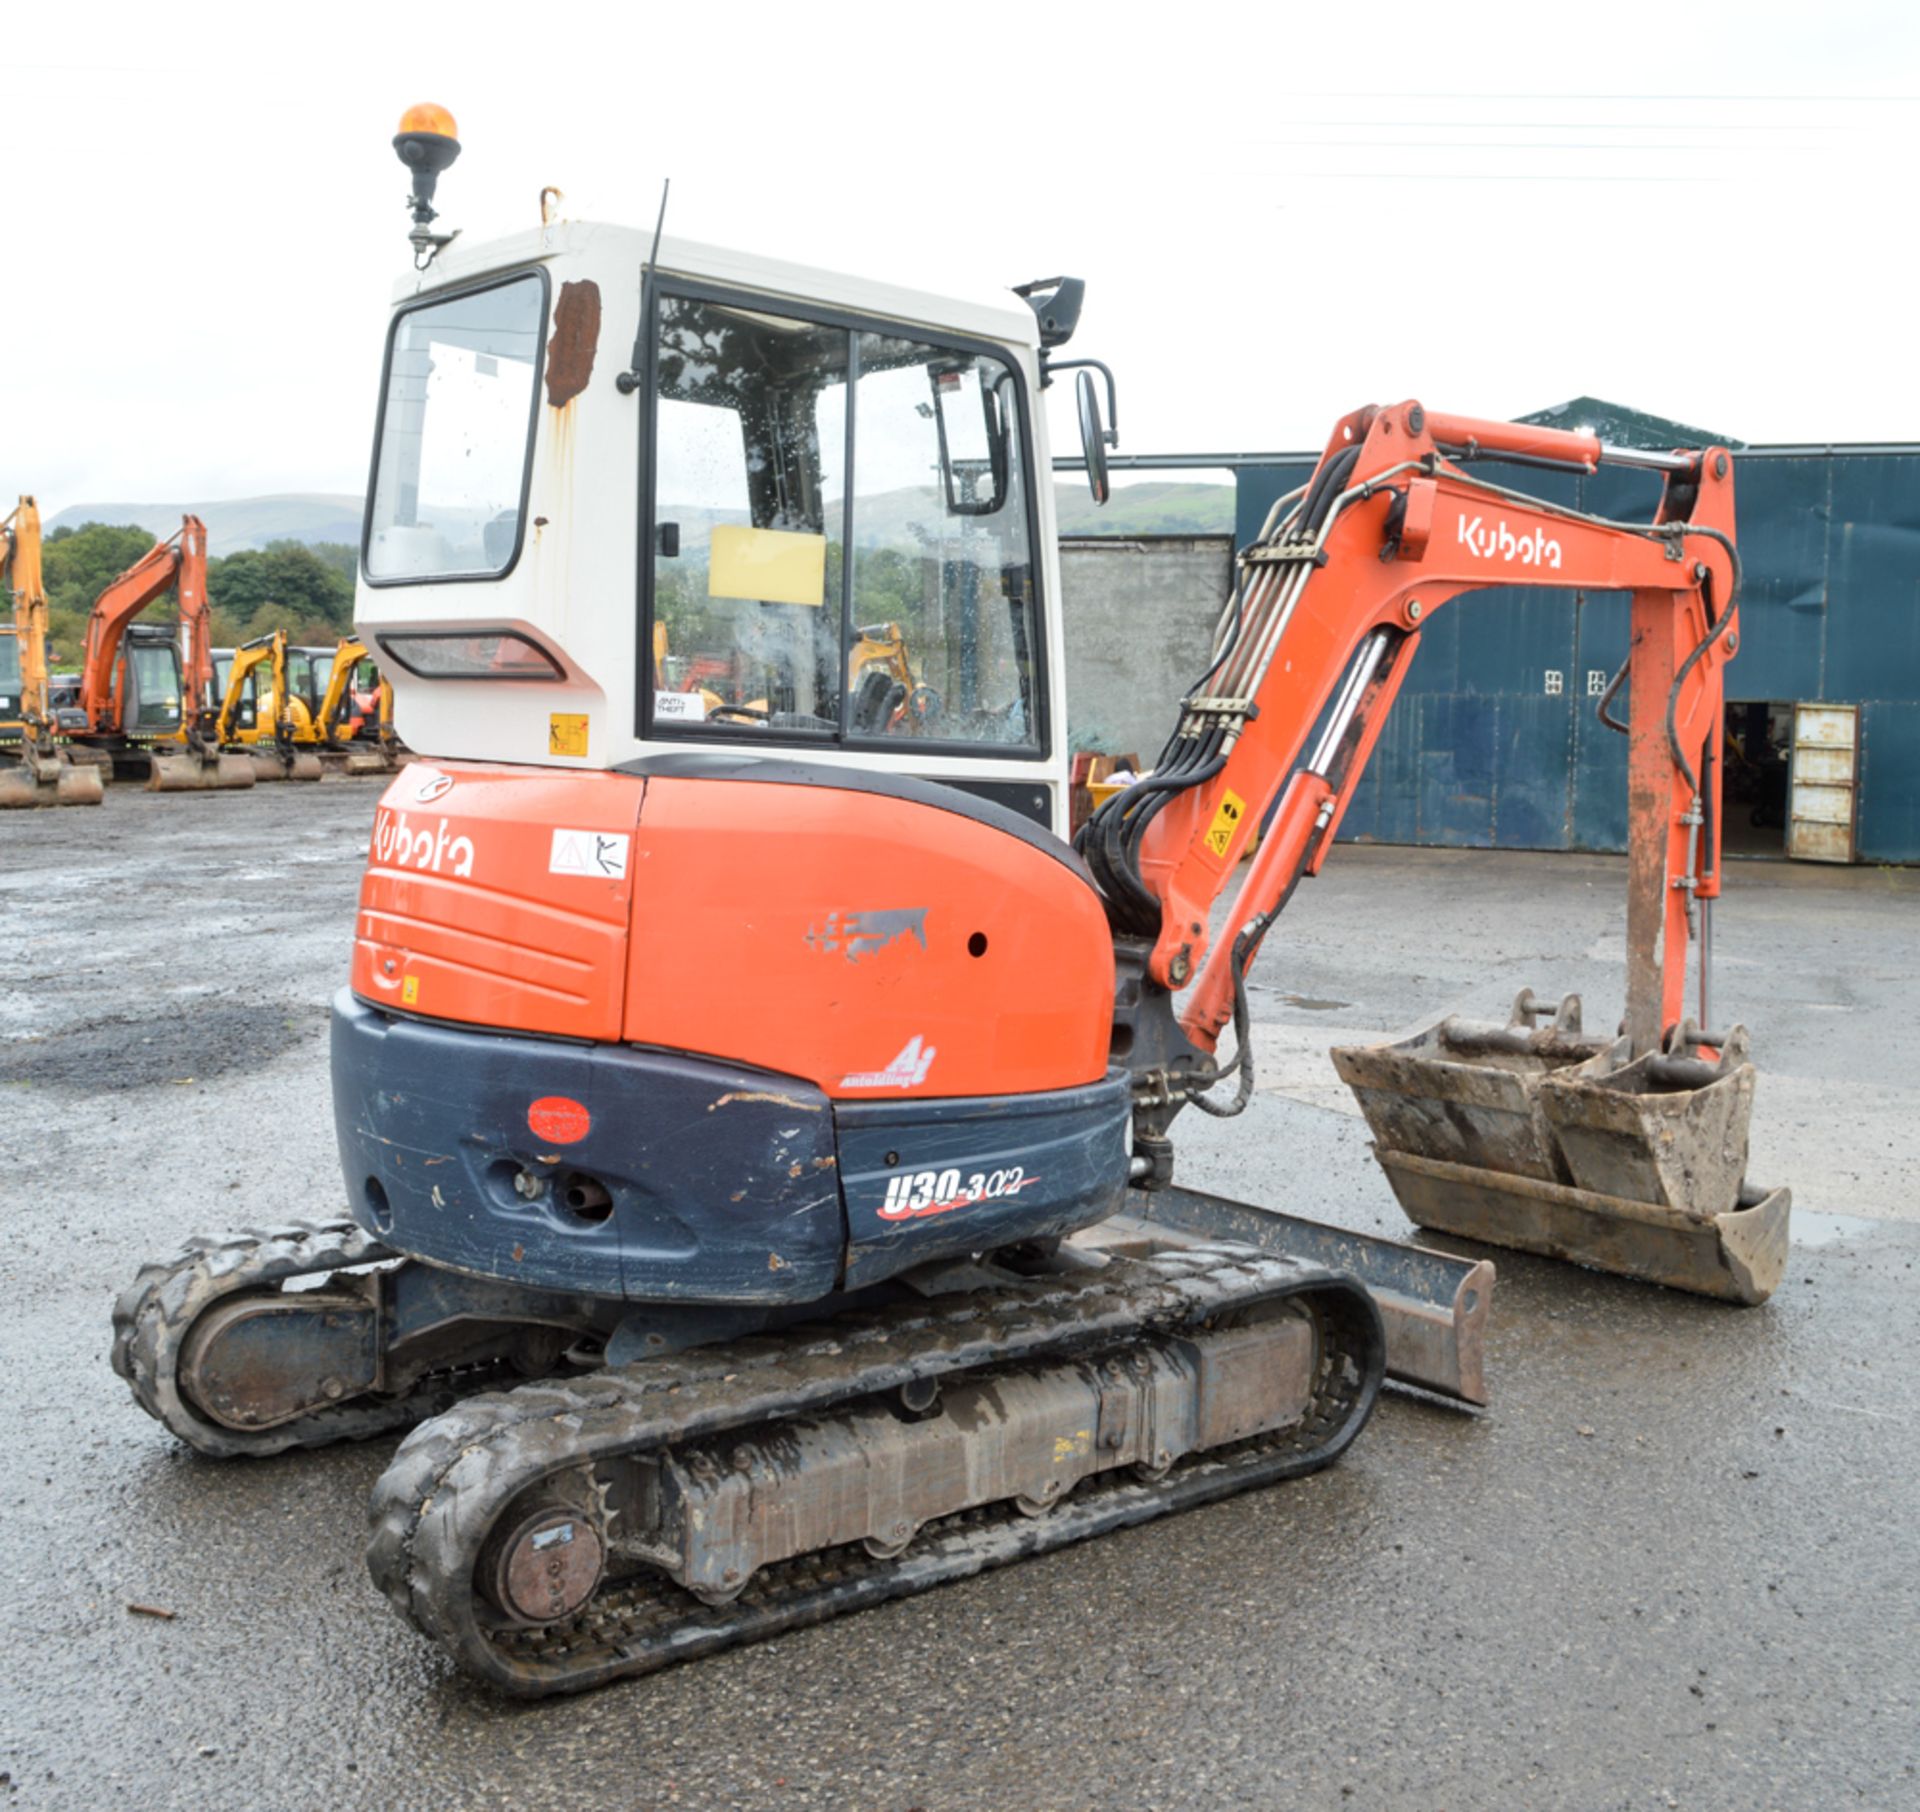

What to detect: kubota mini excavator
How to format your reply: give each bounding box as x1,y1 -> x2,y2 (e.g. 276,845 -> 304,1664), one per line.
1,497 -> 103,806
112,108 -> 1783,1697
68,516 -> 253,791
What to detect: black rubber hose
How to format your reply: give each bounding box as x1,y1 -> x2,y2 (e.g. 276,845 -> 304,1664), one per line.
1665,527 -> 1741,796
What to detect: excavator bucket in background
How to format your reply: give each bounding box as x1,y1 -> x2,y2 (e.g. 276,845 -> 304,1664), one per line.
1334,994 -> 1789,1304
241,748 -> 323,781
0,750 -> 107,807
147,749 -> 257,792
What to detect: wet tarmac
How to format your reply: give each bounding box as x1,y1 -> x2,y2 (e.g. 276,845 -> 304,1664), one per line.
2,783 -> 1915,1811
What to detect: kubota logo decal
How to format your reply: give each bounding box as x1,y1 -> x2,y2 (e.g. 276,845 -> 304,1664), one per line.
411,768 -> 455,803
374,807 -> 476,878
840,1036 -> 936,1090
880,1164 -> 1036,1220
805,908 -> 929,962
1457,514 -> 1562,569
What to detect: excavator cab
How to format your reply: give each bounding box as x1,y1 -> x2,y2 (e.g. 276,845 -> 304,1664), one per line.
118,624 -> 185,737
0,626 -> 19,737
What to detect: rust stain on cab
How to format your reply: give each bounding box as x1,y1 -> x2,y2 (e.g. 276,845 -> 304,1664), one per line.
545,280 -> 601,407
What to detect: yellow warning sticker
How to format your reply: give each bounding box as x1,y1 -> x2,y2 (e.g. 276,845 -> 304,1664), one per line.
402,976 -> 420,1006
1203,790 -> 1246,859
549,713 -> 589,757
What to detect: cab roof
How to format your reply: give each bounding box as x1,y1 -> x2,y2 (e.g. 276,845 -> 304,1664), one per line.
390,220 -> 1041,353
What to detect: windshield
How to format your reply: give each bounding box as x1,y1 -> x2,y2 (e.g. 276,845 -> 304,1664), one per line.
366,273 -> 545,582
0,631 -> 20,698
127,643 -> 182,731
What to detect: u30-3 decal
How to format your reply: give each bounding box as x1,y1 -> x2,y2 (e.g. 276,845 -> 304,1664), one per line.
878,1164 -> 1039,1222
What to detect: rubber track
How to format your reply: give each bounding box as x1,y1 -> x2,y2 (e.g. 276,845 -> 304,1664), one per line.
367,1244 -> 1384,1695
111,1218 -> 505,1458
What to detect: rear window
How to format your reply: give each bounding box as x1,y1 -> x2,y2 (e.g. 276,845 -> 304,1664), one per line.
366,273 -> 546,582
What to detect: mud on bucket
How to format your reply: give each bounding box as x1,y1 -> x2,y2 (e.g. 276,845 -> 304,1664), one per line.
1334,1001 -> 1789,1305
1330,990 -> 1611,1184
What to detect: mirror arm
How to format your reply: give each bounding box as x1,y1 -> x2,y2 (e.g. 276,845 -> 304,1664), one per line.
1045,358 -> 1119,446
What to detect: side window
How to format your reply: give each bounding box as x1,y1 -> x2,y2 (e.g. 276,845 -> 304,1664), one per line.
651,296 -> 846,732
646,294 -> 1038,751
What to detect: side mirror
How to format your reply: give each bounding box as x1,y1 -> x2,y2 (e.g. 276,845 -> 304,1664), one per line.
1077,368 -> 1110,506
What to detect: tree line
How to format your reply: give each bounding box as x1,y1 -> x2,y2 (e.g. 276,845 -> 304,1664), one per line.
36,523 -> 358,667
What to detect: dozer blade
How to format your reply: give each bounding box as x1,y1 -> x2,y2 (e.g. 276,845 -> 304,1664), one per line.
248,750 -> 288,781
147,752 -> 257,792
1085,1185 -> 1495,1405
1333,993 -> 1788,1305
344,748 -> 397,776
287,750 -> 325,782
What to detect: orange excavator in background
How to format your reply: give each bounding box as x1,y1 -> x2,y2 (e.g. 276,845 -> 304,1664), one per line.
1,496 -> 103,807
69,516 -> 252,791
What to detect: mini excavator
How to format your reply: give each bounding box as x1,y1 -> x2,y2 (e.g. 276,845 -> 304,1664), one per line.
113,107 -> 1783,1696
2,497 -> 102,806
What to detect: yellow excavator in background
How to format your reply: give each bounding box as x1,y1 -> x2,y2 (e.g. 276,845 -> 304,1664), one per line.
650,616 -> 929,733
1,498 -> 104,807
214,632 -> 323,781
305,638 -> 405,774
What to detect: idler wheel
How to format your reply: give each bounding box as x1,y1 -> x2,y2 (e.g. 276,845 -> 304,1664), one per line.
476,1498 -> 606,1627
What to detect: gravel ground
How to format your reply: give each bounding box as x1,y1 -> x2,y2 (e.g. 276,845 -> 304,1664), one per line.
1,781 -> 1915,1812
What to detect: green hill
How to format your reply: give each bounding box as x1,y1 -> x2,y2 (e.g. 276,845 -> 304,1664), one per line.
44,479 -> 1237,564
44,494 -> 363,558
1054,480 -> 1234,536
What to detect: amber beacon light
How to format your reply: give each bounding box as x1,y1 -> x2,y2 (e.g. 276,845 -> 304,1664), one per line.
393,103 -> 462,267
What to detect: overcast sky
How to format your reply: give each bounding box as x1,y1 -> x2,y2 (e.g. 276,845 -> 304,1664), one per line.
7,1 -> 1915,516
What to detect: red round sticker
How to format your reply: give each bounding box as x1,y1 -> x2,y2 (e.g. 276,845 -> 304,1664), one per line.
528,1096 -> 591,1143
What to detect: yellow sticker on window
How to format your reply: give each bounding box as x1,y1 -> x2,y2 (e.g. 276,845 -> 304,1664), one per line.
708,524 -> 828,607
1203,789 -> 1246,859
402,975 -> 420,1006
549,713 -> 589,757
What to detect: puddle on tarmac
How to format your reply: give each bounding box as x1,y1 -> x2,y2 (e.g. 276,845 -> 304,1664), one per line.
1791,1209 -> 1887,1248
1264,993 -> 1352,1011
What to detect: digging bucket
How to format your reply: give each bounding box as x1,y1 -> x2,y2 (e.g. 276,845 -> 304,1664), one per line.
1,752 -> 104,807
147,751 -> 257,792
1331,990 -> 1610,1184
0,761 -> 47,808
1334,1000 -> 1788,1304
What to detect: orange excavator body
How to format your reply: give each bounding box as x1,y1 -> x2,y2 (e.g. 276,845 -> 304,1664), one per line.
351,759 -> 1115,1095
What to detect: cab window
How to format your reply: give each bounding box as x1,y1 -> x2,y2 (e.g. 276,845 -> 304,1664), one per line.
647,291 -> 1039,750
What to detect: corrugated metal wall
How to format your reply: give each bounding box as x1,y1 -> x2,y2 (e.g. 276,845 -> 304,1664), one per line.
1233,450 -> 1920,863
